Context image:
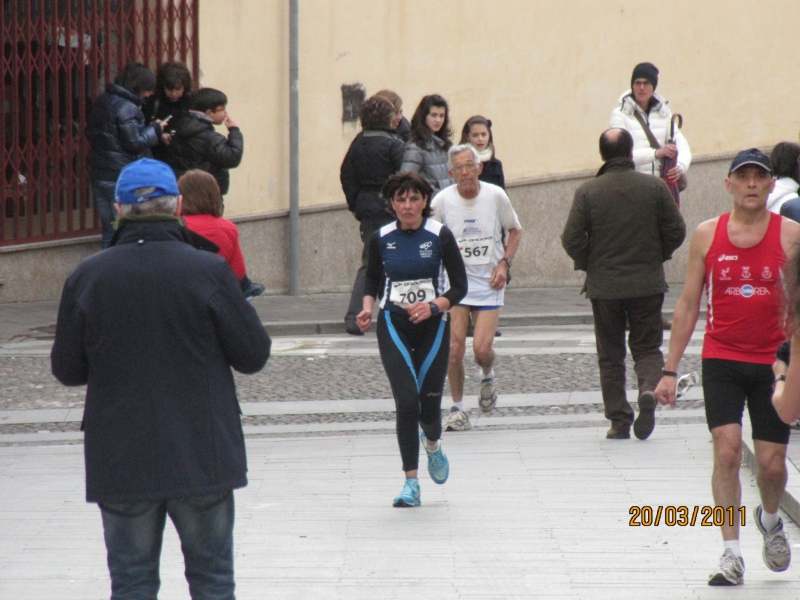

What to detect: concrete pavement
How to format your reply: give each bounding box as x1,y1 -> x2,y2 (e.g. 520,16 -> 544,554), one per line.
3,287 -> 800,597
4,425 -> 800,599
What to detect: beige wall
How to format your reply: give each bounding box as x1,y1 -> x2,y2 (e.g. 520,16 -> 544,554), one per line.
199,0 -> 800,218
198,1 -> 288,215
10,1 -> 798,302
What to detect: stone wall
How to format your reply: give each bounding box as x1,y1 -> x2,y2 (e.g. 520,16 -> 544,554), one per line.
0,154 -> 740,302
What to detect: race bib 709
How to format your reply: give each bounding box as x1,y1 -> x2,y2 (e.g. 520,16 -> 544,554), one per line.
389,278 -> 435,306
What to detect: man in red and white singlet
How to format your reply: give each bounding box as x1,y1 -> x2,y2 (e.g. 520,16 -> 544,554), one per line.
655,149 -> 800,586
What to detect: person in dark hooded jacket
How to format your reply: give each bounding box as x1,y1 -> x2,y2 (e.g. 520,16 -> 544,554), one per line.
86,63 -> 164,248
166,87 -> 244,198
340,95 -> 404,334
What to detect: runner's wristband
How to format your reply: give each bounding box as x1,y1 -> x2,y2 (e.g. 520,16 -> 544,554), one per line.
662,370 -> 678,378
776,375 -> 786,383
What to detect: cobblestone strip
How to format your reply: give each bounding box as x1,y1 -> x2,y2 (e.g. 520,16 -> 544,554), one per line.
0,415 -> 711,447
0,400 -> 706,435
0,355 -> 704,411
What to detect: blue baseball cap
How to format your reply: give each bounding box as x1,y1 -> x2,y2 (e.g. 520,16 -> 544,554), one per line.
115,158 -> 179,204
729,148 -> 773,175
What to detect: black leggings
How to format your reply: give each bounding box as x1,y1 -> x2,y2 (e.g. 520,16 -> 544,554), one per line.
377,309 -> 450,472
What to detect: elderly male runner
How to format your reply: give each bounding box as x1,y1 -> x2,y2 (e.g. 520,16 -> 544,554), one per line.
51,158 -> 271,598
654,149 -> 800,586
431,144 -> 522,431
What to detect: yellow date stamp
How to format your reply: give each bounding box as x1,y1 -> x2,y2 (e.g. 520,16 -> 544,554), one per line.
629,506 -> 746,527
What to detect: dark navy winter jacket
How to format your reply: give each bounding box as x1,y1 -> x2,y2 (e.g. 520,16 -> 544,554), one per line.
167,111 -> 244,195
51,218 -> 271,504
85,83 -> 161,182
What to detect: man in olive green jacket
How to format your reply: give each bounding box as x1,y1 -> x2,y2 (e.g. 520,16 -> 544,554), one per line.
561,128 -> 686,441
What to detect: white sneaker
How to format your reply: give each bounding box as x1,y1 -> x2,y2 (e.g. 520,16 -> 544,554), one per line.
708,549 -> 744,586
443,408 -> 472,431
478,376 -> 497,413
754,505 -> 791,571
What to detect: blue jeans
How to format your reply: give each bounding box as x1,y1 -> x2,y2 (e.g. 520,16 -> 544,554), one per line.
91,179 -> 117,248
99,490 -> 236,600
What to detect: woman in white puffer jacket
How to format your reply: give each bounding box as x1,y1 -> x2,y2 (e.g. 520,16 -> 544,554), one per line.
610,62 -> 691,180
767,142 -> 800,213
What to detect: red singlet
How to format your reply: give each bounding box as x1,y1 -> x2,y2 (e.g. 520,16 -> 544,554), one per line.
703,212 -> 786,364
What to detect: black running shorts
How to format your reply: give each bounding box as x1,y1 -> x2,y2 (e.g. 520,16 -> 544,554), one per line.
702,358 -> 789,444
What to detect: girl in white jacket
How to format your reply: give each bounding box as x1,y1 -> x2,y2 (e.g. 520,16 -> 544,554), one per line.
610,62 -> 691,181
766,142 -> 800,213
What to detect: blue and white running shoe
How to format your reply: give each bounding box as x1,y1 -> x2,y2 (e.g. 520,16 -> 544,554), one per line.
420,431 -> 449,484
393,478 -> 421,507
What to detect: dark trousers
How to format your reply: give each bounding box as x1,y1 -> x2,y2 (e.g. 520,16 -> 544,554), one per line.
377,310 -> 449,472
345,215 -> 394,323
92,179 -> 118,249
591,294 -> 665,430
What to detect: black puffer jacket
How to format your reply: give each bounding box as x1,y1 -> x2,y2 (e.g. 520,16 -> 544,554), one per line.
149,95 -> 192,167
85,83 -> 161,182
167,111 -> 244,195
479,157 -> 505,189
340,130 -> 404,220
51,217 -> 271,503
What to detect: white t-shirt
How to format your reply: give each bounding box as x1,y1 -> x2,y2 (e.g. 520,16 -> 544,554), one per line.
430,182 -> 521,306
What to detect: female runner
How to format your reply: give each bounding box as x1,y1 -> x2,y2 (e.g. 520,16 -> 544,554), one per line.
357,171 -> 467,507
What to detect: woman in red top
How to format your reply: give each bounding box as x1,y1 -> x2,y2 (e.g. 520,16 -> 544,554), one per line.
179,170 -> 264,299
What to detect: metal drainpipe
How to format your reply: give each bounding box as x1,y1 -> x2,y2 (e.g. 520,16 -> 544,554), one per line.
289,0 -> 300,295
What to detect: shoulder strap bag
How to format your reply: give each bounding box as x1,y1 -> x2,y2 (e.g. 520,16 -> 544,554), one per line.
632,110 -> 688,192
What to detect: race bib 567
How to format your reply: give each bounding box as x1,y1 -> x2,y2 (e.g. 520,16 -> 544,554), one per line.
458,236 -> 493,265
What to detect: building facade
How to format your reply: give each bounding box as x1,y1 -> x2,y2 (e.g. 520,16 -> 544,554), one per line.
2,1 -> 799,301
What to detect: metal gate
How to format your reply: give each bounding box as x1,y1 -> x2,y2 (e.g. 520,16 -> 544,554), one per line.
1,0 -> 199,246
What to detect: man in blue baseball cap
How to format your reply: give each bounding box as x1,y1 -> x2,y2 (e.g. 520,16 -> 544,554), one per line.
655,148 -> 800,586
51,157 -> 271,598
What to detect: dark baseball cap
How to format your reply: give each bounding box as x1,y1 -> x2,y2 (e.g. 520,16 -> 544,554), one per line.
115,158 -> 179,204
728,148 -> 773,175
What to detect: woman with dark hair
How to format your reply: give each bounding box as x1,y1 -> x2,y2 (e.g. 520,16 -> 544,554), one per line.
151,62 -> 193,123
460,115 -> 505,189
150,62 -> 193,166
356,171 -> 467,507
340,95 -> 405,334
767,142 -> 800,213
400,94 -> 455,192
179,170 -> 264,300
86,63 -> 165,248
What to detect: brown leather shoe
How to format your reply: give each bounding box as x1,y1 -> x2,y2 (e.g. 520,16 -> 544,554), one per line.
606,427 -> 631,440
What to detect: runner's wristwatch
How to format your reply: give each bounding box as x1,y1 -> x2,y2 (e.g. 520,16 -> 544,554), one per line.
501,257 -> 512,268
429,302 -> 440,315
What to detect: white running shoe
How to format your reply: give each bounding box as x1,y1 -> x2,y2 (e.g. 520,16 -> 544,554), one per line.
708,549 -> 744,586
443,407 -> 472,431
478,376 -> 497,413
754,505 -> 791,571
